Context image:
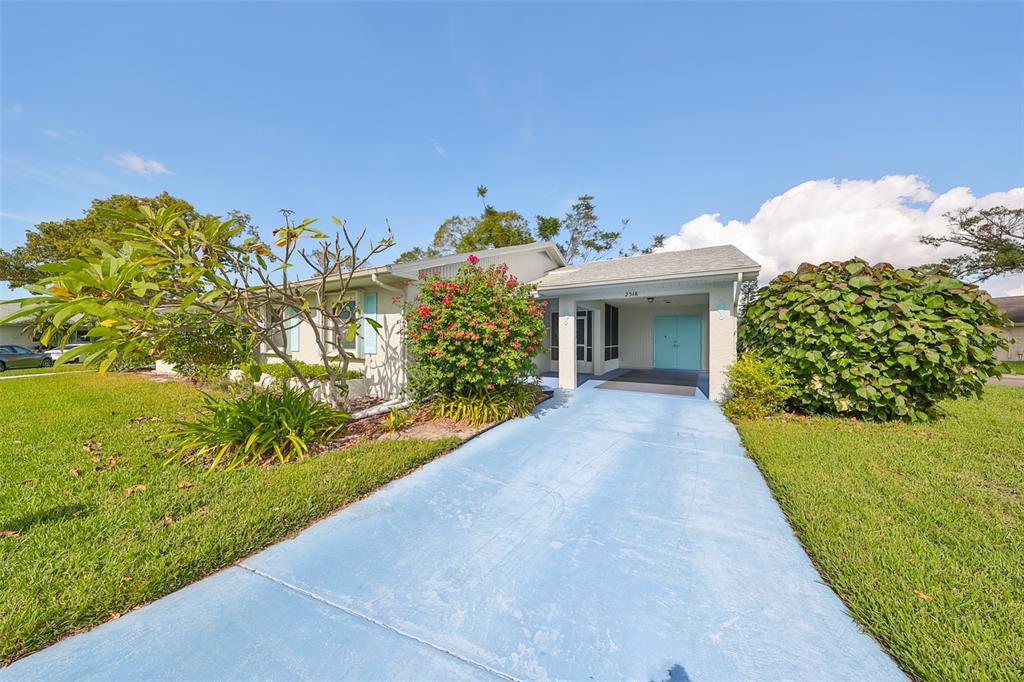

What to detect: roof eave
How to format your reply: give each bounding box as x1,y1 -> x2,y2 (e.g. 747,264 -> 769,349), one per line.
536,265 -> 761,294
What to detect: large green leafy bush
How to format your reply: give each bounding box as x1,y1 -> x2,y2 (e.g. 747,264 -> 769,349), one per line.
163,312 -> 250,381
405,255 -> 547,399
740,259 -> 1009,420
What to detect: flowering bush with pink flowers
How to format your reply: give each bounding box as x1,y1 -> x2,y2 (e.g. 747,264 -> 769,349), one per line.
404,255 -> 547,402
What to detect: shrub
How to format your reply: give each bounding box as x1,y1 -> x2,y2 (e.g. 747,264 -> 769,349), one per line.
740,259 -> 1010,420
168,384 -> 350,470
260,361 -> 363,382
434,382 -> 543,425
164,313 -> 249,381
382,407 -> 415,433
722,352 -> 796,420
404,256 -> 547,399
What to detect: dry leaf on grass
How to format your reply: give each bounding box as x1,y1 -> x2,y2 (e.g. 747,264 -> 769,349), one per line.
163,515 -> 174,526
1,530 -> 19,538
69,467 -> 80,478
914,590 -> 931,601
124,484 -> 146,497
177,480 -> 192,489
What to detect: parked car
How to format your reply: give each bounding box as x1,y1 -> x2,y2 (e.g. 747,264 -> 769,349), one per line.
0,345 -> 54,372
43,342 -> 87,364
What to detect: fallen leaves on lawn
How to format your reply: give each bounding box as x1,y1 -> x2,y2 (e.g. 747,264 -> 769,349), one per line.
163,514 -> 174,526
1,530 -> 20,538
82,440 -> 102,455
129,415 -> 160,423
124,484 -> 146,497
914,590 -> 931,601
177,480 -> 192,489
69,467 -> 80,478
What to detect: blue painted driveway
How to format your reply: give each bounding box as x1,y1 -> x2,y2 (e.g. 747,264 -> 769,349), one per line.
4,384 -> 903,681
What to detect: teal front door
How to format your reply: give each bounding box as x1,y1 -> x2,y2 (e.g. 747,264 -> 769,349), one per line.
654,315 -> 702,369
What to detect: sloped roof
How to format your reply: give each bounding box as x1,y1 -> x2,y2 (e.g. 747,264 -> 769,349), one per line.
994,295 -> 1024,323
0,302 -> 34,325
535,244 -> 760,290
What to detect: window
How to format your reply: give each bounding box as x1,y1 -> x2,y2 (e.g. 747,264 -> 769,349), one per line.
603,304 -> 619,360
329,299 -> 358,351
550,312 -> 559,360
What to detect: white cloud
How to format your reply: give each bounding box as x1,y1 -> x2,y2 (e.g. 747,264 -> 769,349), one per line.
107,151 -> 169,177
659,175 -> 1024,296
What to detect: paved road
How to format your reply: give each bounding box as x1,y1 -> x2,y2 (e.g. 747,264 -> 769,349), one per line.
4,384 -> 903,681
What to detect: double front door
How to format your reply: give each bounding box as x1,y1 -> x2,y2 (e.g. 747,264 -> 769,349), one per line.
654,315 -> 701,370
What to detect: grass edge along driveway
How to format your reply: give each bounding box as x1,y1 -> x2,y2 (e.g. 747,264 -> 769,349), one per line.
737,386 -> 1023,681
1,372 -> 459,663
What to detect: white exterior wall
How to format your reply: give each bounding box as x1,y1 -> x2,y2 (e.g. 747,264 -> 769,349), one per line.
706,280 -> 738,402
996,324 -> 1024,362
278,285 -> 407,399
0,325 -> 35,347
618,304 -> 709,370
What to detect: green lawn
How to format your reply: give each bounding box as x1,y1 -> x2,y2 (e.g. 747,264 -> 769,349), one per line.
1,364 -> 95,377
737,386 -> 1024,681
0,372 -> 459,663
1003,359 -> 1024,375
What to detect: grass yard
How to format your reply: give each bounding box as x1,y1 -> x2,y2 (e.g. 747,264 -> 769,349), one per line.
0,372 -> 459,663
0,364 -> 95,377
1003,359 -> 1024,375
737,386 -> 1024,681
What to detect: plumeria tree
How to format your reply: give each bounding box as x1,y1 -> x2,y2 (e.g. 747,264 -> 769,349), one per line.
0,203 -> 393,407
404,254 -> 547,400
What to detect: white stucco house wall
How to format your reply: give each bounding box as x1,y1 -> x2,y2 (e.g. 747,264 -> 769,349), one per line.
0,303 -> 37,347
275,242 -> 760,402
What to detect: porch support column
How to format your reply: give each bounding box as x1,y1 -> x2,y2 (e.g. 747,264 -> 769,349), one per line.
558,297 -> 577,390
707,282 -> 738,402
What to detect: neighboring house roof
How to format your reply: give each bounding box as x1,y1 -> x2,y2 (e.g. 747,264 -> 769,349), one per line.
0,302 -> 34,326
994,295 -> 1024,324
389,241 -> 566,278
535,244 -> 760,291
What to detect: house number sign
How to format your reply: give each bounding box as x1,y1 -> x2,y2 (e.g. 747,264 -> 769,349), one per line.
623,290 -> 640,298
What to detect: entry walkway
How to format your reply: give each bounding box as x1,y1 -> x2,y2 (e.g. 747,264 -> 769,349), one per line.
4,386 -> 903,681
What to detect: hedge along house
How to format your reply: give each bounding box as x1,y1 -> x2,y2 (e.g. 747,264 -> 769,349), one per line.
275,242 -> 760,401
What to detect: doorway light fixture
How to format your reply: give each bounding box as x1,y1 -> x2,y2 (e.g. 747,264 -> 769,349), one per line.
646,297 -> 654,303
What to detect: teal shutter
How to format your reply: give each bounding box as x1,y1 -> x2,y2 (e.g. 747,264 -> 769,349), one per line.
362,291 -> 377,355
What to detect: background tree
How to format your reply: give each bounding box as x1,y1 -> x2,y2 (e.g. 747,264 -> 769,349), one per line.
621,230 -> 666,257
556,195 -> 622,263
0,193 -> 254,289
737,279 -> 759,318
920,206 -> 1024,281
396,188 -> 632,264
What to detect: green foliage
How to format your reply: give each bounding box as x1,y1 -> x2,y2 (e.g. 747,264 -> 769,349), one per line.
0,193 -> 253,289
382,407 -> 415,433
404,257 -> 547,399
921,206 -> 1023,281
740,259 -> 1010,420
433,383 -> 543,425
168,384 -> 350,470
260,361 -> 362,381
163,312 -> 250,381
396,187 -> 629,264
557,195 -> 622,263
722,352 -> 796,420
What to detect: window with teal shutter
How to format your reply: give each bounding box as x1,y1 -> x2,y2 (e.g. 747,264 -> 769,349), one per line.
362,291 -> 377,355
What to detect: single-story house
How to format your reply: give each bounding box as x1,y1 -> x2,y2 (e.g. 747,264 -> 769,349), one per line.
279,242 -> 760,401
993,295 -> 1024,363
0,302 -> 37,347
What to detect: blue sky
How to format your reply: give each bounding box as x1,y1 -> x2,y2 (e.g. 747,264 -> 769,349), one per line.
3,1 -> 1023,296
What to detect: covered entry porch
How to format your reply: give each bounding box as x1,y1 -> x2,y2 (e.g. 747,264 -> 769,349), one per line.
536,274 -> 750,401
